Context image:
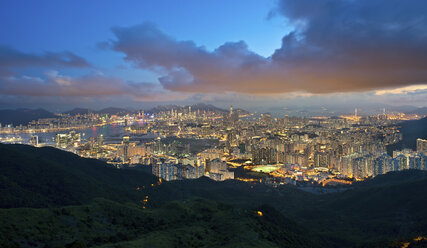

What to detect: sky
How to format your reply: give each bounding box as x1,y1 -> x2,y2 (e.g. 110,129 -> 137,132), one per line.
1,0 -> 427,113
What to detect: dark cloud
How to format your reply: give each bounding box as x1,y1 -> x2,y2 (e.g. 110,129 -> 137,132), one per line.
1,71 -> 153,96
111,23 -> 272,93
0,45 -> 91,70
0,44 -> 177,101
0,70 -> 186,103
271,0 -> 427,92
111,1 -> 427,94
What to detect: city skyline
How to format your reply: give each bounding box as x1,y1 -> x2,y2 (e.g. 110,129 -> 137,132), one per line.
2,2 -> 427,246
1,0 -> 427,111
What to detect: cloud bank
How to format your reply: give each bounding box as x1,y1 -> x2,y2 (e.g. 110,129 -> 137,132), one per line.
1,0 -> 427,110
110,0 -> 427,94
0,45 -> 91,76
0,46 -> 183,101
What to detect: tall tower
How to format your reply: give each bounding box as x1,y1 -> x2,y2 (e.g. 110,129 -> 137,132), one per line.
354,108 -> 357,117
230,105 -> 233,117
122,135 -> 130,163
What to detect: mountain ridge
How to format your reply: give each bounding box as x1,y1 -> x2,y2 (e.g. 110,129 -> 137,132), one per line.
0,108 -> 56,126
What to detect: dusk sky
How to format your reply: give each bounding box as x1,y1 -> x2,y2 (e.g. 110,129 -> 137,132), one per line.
1,0 -> 427,112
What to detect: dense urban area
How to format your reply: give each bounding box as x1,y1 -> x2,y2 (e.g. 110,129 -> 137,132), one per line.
1,105 -> 426,187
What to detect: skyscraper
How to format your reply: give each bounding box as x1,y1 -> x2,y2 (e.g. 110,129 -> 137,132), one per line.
30,135 -> 38,147
122,135 -> 130,162
417,138 -> 427,153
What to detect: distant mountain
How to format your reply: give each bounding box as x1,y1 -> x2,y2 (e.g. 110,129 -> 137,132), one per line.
64,107 -> 135,116
387,116 -> 427,153
0,108 -> 56,126
62,104 -> 248,116
147,103 -> 248,114
407,106 -> 427,116
63,107 -> 92,115
97,107 -> 134,115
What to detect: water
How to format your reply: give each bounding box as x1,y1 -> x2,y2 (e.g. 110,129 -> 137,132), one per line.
0,124 -> 159,145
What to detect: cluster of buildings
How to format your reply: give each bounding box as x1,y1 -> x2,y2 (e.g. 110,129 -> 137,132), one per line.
2,104 -> 426,185
339,146 -> 427,179
0,113 -> 111,134
151,158 -> 234,181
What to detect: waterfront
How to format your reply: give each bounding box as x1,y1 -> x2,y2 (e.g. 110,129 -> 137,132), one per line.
0,124 -> 159,145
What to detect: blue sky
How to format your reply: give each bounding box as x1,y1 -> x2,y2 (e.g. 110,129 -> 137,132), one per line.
0,0 -> 287,84
0,1 -> 284,63
0,0 -> 427,112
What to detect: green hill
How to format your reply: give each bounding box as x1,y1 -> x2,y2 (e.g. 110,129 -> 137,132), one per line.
0,144 -> 157,208
1,144 -> 427,247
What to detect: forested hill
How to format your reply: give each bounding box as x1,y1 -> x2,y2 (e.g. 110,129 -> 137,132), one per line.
0,144 -> 157,208
1,144 -> 427,247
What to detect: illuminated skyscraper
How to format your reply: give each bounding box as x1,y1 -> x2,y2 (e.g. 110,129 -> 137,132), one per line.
417,138 -> 427,153
30,135 -> 38,147
122,135 -> 130,162
97,134 -> 104,147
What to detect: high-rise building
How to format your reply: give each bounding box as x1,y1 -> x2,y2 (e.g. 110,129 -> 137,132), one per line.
97,134 -> 104,147
56,133 -> 69,148
122,135 -> 130,162
417,138 -> 427,153
30,135 -> 38,147
373,153 -> 392,176
314,151 -> 330,168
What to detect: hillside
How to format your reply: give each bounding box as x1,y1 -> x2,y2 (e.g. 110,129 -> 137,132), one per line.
64,108 -> 92,115
407,107 -> 427,116
0,144 -> 427,247
387,117 -> 427,153
0,108 -> 56,126
97,107 -> 133,115
0,144 -> 157,208
0,198 -> 329,248
0,144 -> 327,248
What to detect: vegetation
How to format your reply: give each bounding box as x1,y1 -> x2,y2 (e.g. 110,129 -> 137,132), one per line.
1,144 -> 427,247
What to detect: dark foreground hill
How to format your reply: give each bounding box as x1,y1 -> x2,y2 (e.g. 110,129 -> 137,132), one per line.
0,144 -> 157,208
1,144 -> 427,247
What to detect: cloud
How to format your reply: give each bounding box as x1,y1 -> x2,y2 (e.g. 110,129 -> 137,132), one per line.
1,71 -> 127,96
375,84 -> 427,95
0,45 -> 91,71
0,69 -> 188,103
110,1 -> 427,94
0,44 -> 184,102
